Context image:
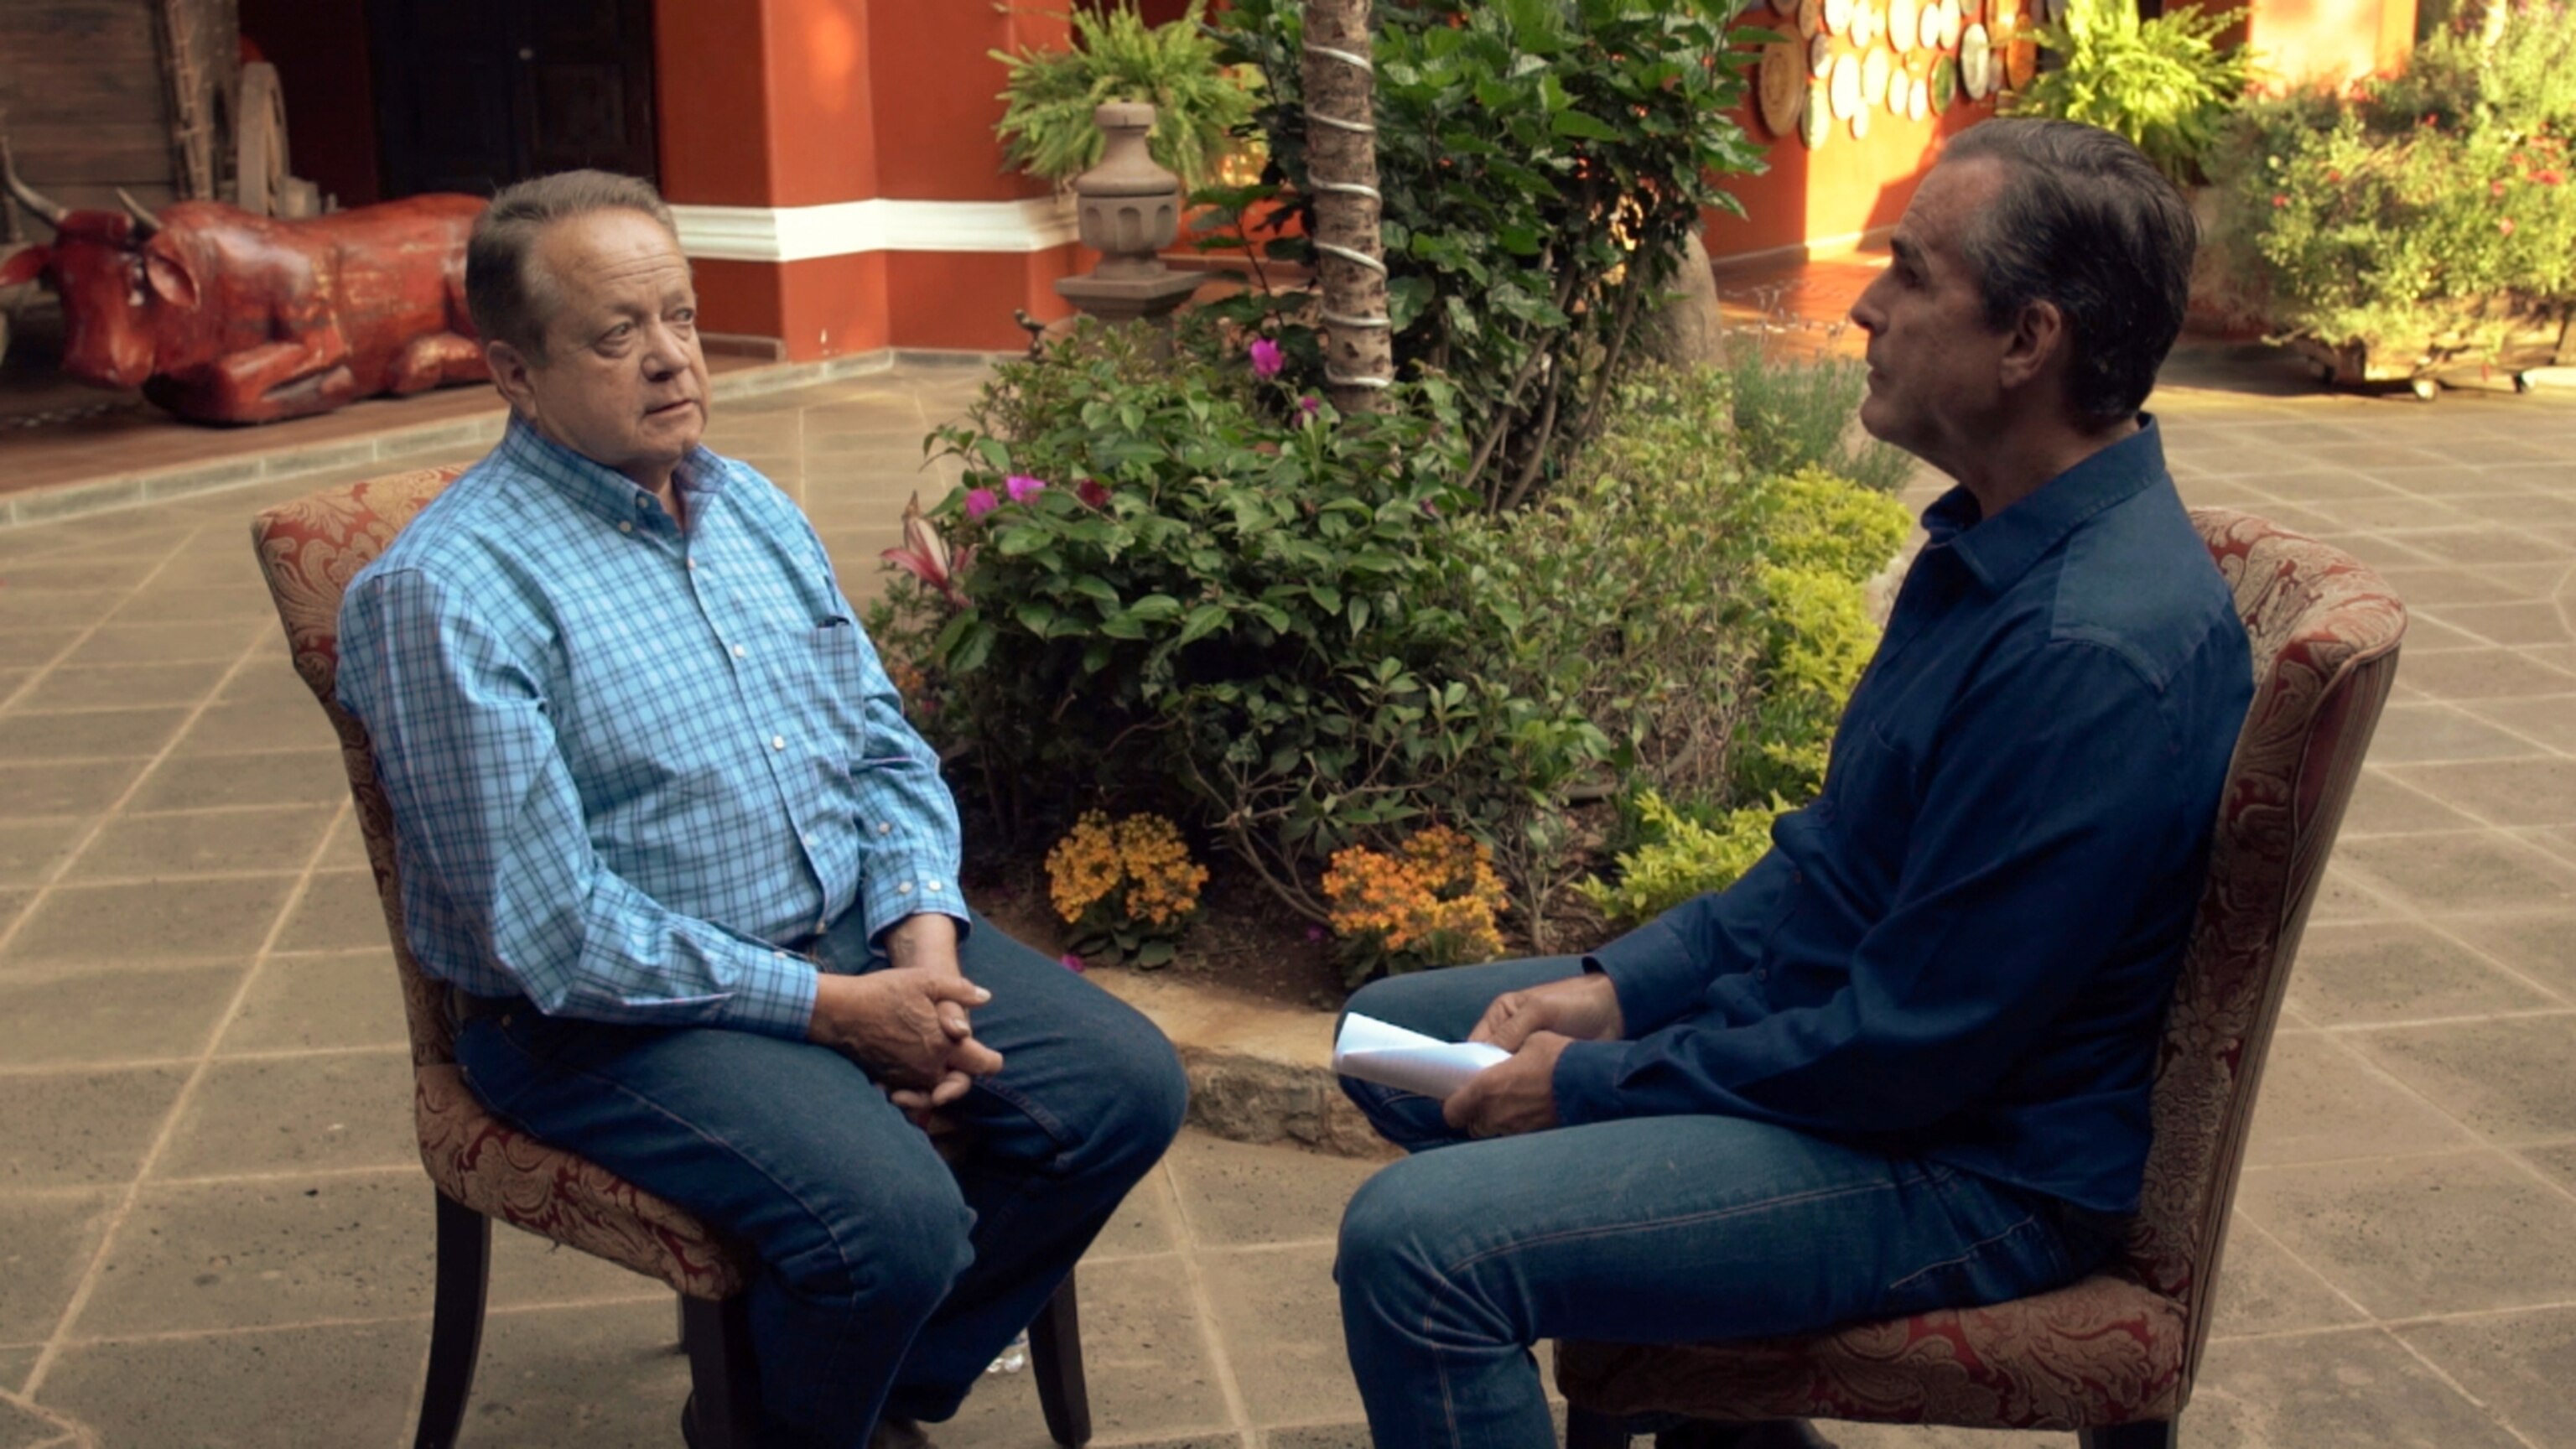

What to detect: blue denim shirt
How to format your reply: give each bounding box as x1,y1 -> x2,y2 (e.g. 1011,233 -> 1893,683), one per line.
336,420 -> 966,1039
1556,419 -> 2252,1214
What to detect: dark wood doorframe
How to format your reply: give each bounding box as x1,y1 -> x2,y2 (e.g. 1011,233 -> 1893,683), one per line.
368,0 -> 658,199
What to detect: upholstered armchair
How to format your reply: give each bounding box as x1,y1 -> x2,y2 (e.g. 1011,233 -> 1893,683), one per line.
250,465 -> 1093,1449
1555,508 -> 2407,1449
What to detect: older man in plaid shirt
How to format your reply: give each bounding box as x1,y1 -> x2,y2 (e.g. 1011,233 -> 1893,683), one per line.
336,170 -> 1187,1449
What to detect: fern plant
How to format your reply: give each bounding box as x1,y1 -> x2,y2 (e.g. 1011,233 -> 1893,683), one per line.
993,1 -> 1259,195
2005,0 -> 2255,186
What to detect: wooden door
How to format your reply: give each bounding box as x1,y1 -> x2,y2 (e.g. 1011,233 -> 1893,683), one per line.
369,0 -> 657,198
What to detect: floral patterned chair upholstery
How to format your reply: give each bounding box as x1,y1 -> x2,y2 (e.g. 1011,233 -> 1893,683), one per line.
249,464 -> 1093,1449
1554,508 -> 2407,1449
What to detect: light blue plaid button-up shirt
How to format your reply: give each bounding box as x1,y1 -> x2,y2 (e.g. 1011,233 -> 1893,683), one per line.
336,419 -> 965,1039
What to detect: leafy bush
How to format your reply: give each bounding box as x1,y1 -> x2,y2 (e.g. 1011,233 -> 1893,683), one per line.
1209,0 -> 1768,507
2006,0 -> 2254,186
994,0 -> 1259,194
1323,825 -> 1510,985
1437,368 -> 1909,937
2210,3 -> 2576,362
1718,344 -> 1919,495
872,319 -> 1605,917
1046,811 -> 1209,967
1574,790 -> 1779,925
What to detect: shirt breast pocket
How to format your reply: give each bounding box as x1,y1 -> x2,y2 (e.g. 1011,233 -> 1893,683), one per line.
1825,719 -> 1922,833
803,618 -> 874,755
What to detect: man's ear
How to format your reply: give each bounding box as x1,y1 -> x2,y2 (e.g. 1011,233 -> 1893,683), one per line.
1996,298 -> 2069,396
484,337 -> 539,415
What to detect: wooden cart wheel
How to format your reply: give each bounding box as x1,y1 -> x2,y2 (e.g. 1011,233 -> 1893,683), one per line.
234,62 -> 288,217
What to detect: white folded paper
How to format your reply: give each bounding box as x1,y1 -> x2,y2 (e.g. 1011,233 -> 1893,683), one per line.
1332,1012 -> 1510,1099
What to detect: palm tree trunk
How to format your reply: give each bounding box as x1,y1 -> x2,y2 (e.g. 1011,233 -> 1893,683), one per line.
1301,0 -> 1394,414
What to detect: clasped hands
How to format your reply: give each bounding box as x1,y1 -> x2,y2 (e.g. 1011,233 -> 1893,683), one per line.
804,913 -> 1000,1122
1442,971 -> 1626,1140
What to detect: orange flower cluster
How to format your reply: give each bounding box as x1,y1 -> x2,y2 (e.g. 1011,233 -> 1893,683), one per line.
1322,825 -> 1509,970
1046,811 -> 1208,930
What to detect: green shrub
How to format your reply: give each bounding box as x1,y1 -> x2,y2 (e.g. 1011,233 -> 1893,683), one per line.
873,319 -> 1606,918
2210,3 -> 2576,361
1574,790 -> 1780,924
1719,344 -> 1919,495
993,1 -> 1259,194
1440,369 -> 1909,936
1208,0 -> 1768,507
2006,0 -> 2254,186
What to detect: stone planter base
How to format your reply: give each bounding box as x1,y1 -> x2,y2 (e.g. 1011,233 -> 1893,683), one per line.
2286,319 -> 2572,399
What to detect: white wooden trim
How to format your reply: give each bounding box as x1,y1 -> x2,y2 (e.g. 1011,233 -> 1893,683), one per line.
669,196 -> 1080,262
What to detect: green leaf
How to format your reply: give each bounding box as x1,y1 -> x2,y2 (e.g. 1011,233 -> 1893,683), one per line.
1014,600 -> 1058,636
1179,604 -> 1231,646
1549,110 -> 1622,142
995,525 -> 1052,557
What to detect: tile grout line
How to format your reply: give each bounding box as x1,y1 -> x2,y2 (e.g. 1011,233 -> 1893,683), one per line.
1160,1159 -> 1261,1449
2299,1027 -> 2576,1217
20,642 -> 353,1405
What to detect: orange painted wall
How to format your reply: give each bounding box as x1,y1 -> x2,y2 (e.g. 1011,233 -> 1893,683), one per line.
1708,92 -> 1997,262
2241,0 -> 2418,85
870,5 -> 1067,204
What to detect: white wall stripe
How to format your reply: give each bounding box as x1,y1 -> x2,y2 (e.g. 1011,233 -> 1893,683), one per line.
670,195 -> 1080,262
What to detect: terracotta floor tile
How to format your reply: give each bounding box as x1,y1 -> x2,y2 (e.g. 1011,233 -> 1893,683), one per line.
152,1049 -> 418,1182
2284,922 -> 2558,1026
2349,1017 -> 2576,1144
2241,1034 -> 2479,1168
0,961 -> 243,1066
215,950 -> 406,1057
2182,1327 -> 2529,1449
0,1067 -> 189,1190
70,1172 -> 433,1337
0,1189 -> 115,1343
34,1318 -> 424,1449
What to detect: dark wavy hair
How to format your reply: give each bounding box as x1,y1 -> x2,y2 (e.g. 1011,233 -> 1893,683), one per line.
465,169 -> 678,361
1938,119 -> 2197,427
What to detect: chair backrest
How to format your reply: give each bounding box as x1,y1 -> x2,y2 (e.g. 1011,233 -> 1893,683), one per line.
249,463 -> 474,1069
2135,508 -> 2405,1388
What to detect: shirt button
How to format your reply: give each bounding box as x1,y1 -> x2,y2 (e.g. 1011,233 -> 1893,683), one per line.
877,822 -> 892,835
687,559 -> 699,571
617,522 -> 633,533
732,644 -> 746,658
926,881 -> 943,893
770,735 -> 786,750
896,881 -> 913,896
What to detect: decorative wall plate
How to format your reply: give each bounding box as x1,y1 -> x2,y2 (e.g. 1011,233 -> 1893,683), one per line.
1909,73 -> 1930,121
1829,49 -> 1862,118
1939,0 -> 1964,49
1960,22 -> 1992,99
1931,55 -> 1958,112
1825,0 -> 1854,34
1862,47 -> 1892,109
1919,0 -> 1945,51
1890,0 -> 1918,51
1774,0 -> 1800,16
1801,80 -> 1832,148
1810,31 -> 1835,75
1855,0 -> 1881,49
1759,42 -> 1808,137
1799,0 -> 1826,38
1851,106 -> 1872,139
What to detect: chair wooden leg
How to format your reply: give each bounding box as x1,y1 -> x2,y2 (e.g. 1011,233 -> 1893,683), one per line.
681,1294 -> 761,1449
2079,1421 -> 2178,1449
1566,1405 -> 1629,1449
1028,1269 -> 1093,1447
413,1192 -> 491,1449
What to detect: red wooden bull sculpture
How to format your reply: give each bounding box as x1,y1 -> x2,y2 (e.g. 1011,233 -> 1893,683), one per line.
2,149 -> 489,425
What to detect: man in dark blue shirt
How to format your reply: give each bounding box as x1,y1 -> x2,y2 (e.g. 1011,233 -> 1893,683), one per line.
1333,120 -> 2254,1449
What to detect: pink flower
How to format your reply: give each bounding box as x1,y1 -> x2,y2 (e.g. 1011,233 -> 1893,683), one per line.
1249,337 -> 1284,379
1005,474 -> 1048,504
2270,194 -> 2290,208
963,487 -> 1000,520
1298,395 -> 1321,425
1059,953 -> 1087,973
2536,169 -> 2565,186
1076,478 -> 1112,509
2500,216 -> 2517,235
2490,179 -> 2510,198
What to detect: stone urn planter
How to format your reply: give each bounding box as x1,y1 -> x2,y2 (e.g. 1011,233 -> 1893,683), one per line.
1055,101 -> 1206,331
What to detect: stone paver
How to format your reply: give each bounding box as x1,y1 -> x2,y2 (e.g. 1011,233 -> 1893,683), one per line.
0,350 -> 2568,1447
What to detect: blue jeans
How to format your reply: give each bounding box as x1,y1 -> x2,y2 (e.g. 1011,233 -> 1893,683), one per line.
1336,957 -> 2109,1449
454,907 -> 1187,1449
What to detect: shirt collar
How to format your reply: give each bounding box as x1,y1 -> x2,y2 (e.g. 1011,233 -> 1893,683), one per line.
1921,414 -> 2168,594
495,416 -> 732,531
